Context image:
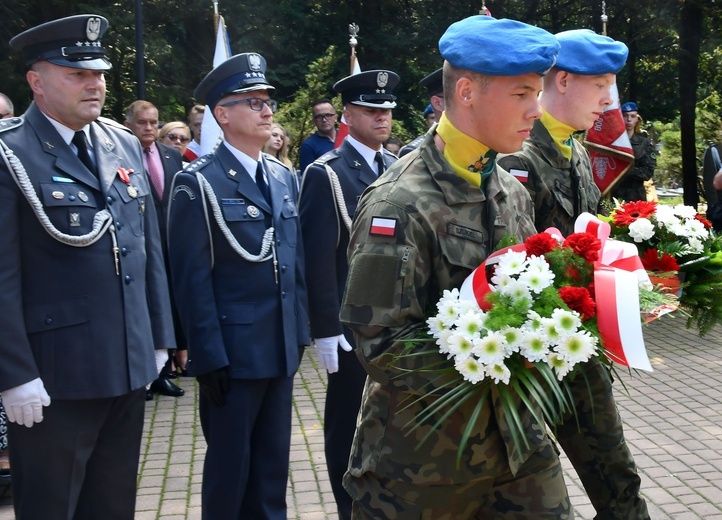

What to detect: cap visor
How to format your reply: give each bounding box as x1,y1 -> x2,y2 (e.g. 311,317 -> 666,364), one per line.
230,84 -> 275,95
351,100 -> 397,109
46,56 -> 112,71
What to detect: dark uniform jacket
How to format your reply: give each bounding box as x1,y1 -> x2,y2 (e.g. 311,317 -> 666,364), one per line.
0,102 -> 175,399
167,143 -> 310,380
299,139 -> 397,339
609,132 -> 656,202
498,118 -> 601,236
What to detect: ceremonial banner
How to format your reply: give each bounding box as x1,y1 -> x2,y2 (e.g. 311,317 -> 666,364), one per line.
200,16 -> 231,156
584,83 -> 634,196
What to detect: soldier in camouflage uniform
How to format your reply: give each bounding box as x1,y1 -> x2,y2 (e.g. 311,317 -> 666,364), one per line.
498,30 -> 650,520
340,16 -> 572,519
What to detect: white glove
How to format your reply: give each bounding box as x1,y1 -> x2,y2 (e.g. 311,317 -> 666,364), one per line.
314,335 -> 353,374
155,349 -> 169,374
1,378 -> 51,428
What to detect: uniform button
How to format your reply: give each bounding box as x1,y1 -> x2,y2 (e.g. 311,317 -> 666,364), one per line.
107,196 -> 114,204
121,247 -> 130,256
116,222 -> 123,230
44,316 -> 53,325
282,292 -> 287,299
68,195 -> 76,201
124,275 -> 133,284
281,265 -> 287,273
220,315 -> 227,321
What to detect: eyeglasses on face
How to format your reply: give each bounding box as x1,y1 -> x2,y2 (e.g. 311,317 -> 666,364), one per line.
313,113 -> 336,121
166,133 -> 191,143
219,97 -> 278,113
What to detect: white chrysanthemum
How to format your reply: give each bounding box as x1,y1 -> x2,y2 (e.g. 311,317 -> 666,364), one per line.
496,249 -> 528,276
654,204 -> 677,227
520,330 -> 550,362
685,236 -> 705,255
436,329 -> 454,355
455,356 -> 486,384
547,353 -> 573,381
485,362 -> 511,385
526,255 -> 552,274
555,331 -> 597,365
472,331 -> 507,365
684,219 -> 709,239
628,218 -> 655,243
518,264 -> 555,294
551,308 -> 581,336
523,310 -> 544,332
499,326 -> 523,354
490,271 -> 513,289
440,288 -> 461,301
437,299 -> 460,328
454,310 -> 485,338
456,298 -> 482,316
447,332 -> 475,360
498,280 -> 532,303
540,317 -> 562,343
672,204 -> 697,219
426,315 -> 447,338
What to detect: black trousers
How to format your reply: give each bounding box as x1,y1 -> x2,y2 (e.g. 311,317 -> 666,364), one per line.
8,388 -> 146,520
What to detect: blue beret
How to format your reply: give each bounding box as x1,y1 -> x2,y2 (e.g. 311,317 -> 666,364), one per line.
195,53 -> 275,109
423,104 -> 434,118
10,14 -> 111,70
555,29 -> 628,75
333,70 -> 399,109
439,16 -> 559,76
621,102 -> 638,113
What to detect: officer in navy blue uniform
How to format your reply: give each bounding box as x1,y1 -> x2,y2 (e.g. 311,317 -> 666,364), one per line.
0,14 -> 175,520
298,69 -> 399,520
167,52 -> 309,520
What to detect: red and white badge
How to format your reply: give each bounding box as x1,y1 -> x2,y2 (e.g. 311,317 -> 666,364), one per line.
369,217 -> 397,237
509,168 -> 529,183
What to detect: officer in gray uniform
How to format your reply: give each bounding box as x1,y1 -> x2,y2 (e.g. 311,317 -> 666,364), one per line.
340,16 -> 571,519
0,14 -> 175,520
167,53 -> 309,519
498,30 -> 650,520
299,69 -> 399,520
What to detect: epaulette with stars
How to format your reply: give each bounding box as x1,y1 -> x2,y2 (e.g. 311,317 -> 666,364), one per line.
311,148 -> 341,167
182,153 -> 215,173
0,116 -> 24,133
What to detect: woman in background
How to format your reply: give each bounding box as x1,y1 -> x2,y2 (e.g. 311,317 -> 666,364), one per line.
264,122 -> 299,188
159,121 -> 192,163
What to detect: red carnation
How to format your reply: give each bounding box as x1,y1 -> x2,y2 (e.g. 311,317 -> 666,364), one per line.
558,286 -> 596,321
641,248 -> 680,272
612,200 -> 658,226
524,233 -> 559,257
563,233 -> 601,263
695,213 -> 713,229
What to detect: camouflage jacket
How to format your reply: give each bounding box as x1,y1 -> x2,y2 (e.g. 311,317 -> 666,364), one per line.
498,118 -> 601,236
340,131 -> 548,487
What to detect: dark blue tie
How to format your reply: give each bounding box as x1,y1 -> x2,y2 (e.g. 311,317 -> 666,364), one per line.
72,130 -> 97,176
255,162 -> 271,204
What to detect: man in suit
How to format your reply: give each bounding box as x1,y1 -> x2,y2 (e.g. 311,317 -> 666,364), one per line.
298,69 -> 399,520
299,98 -> 338,173
124,100 -> 185,400
167,53 -> 309,519
0,15 -> 175,519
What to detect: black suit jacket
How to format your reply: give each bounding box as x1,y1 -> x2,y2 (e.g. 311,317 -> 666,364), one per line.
298,139 -> 397,339
0,103 -> 176,399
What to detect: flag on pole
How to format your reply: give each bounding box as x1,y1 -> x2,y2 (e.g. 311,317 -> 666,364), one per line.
584,83 -> 635,196
199,15 -> 232,156
333,55 -> 360,149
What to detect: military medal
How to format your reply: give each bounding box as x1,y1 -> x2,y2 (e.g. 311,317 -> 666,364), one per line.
52,191 -> 65,200
247,205 -> 260,218
127,185 -> 138,198
116,167 -> 137,197
78,191 -> 89,202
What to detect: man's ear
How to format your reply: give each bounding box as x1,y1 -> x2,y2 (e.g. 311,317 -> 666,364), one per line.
555,70 -> 570,93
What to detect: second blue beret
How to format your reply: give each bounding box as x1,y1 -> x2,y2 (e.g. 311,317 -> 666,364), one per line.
555,29 -> 629,75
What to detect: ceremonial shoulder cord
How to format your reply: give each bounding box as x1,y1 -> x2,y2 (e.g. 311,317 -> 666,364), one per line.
0,138 -> 120,272
323,164 -> 352,245
194,171 -> 277,275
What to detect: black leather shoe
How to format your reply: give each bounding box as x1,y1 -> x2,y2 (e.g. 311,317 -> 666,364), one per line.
151,377 -> 185,397
145,389 -> 155,401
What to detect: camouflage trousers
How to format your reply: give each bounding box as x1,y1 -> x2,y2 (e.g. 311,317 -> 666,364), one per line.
347,441 -> 573,519
554,357 -> 650,520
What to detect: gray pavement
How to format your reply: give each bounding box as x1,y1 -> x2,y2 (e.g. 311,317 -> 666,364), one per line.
2,315 -> 722,518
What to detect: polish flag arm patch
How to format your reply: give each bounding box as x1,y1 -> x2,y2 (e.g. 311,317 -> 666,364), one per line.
369,217 -> 397,236
509,168 -> 529,183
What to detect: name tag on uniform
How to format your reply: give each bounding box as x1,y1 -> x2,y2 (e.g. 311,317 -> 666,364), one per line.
221,199 -> 245,205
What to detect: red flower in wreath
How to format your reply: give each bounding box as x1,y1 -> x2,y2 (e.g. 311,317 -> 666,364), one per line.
563,233 -> 601,263
558,286 -> 596,321
612,200 -> 658,226
524,233 -> 559,257
694,213 -> 713,229
641,248 -> 680,272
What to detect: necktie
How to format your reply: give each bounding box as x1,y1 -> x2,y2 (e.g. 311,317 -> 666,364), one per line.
375,151 -> 385,176
144,146 -> 164,198
72,131 -> 97,176
255,162 -> 271,204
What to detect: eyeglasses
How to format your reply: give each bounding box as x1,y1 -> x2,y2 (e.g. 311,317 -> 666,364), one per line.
313,113 -> 336,121
219,98 -> 278,113
166,133 -> 191,143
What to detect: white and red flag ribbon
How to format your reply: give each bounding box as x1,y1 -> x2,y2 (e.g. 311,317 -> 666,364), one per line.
334,55 -> 361,149
200,15 -> 232,156
584,83 -> 635,196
